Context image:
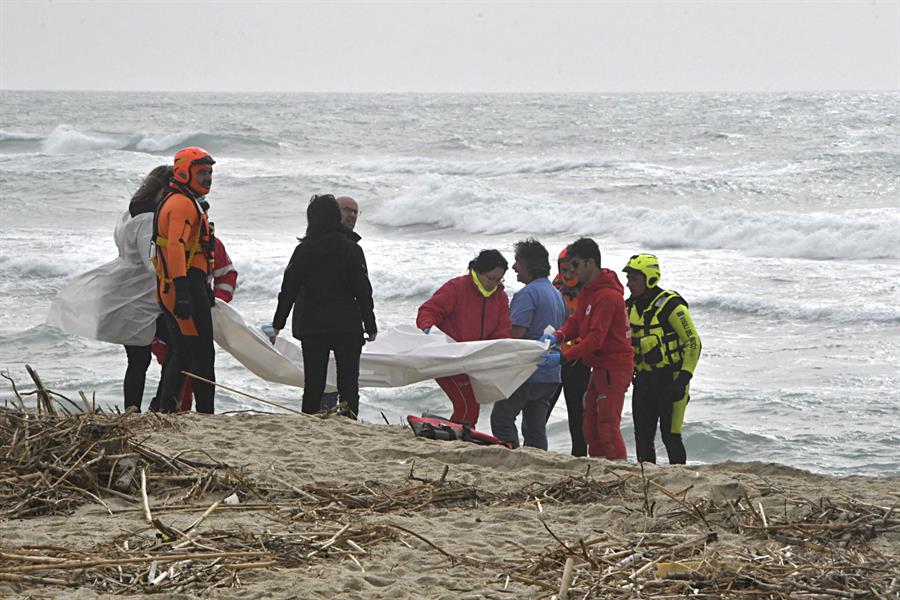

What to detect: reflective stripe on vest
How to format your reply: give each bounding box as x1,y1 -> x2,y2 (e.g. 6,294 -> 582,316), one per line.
628,289 -> 683,371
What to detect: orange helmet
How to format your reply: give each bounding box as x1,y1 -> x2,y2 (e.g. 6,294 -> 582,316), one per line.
173,147 -> 215,196
556,245 -> 580,286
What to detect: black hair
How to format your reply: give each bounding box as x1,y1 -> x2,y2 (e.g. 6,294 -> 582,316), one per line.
568,237 -> 602,268
468,249 -> 508,274
130,165 -> 172,207
514,238 -> 551,279
303,194 -> 341,240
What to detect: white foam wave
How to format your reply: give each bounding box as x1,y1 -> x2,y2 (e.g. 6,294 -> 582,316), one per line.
693,293 -> 900,324
39,125 -> 202,155
0,253 -> 79,280
228,252 -> 441,304
370,268 -> 441,301
0,130 -> 44,142
133,131 -> 199,152
225,258 -> 285,296
368,175 -> 900,260
346,156 -> 607,177
42,125 -> 120,154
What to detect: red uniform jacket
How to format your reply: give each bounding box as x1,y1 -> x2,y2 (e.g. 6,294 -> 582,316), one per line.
556,268 -> 633,370
417,273 -> 512,342
211,238 -> 238,302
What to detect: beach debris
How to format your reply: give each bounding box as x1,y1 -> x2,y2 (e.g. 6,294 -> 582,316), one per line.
2,374 -> 897,597
0,524 -> 396,593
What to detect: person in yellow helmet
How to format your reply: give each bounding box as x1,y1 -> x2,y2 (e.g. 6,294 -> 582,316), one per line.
623,254 -> 701,464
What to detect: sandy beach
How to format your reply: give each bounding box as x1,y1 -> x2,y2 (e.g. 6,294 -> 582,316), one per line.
2,408 -> 898,599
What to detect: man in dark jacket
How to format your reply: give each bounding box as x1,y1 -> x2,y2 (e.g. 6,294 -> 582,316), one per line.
269,194 -> 376,418
321,196 -> 364,411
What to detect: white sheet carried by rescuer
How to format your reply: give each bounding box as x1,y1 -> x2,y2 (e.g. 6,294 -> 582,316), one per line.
211,301 -> 549,405
46,210 -> 159,347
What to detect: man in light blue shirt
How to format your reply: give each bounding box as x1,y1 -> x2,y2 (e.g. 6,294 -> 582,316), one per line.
491,239 -> 567,449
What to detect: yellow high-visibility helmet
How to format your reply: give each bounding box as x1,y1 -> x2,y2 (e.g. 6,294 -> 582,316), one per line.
623,253 -> 661,287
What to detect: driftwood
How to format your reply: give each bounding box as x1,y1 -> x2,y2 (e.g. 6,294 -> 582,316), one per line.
2,371 -> 898,597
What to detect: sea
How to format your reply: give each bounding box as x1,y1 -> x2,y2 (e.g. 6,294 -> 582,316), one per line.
1,91 -> 898,476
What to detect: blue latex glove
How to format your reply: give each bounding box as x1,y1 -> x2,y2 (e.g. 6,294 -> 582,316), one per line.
421,327 -> 431,334
537,352 -> 561,369
537,332 -> 557,345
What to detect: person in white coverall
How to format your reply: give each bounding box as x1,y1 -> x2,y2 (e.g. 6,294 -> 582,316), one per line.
47,165 -> 171,411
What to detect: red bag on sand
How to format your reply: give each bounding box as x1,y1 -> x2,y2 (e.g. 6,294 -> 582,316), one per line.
407,415 -> 512,449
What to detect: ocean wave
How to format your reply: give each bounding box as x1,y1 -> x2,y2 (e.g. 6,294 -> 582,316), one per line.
230,255 -> 440,303
368,175 -> 900,260
692,293 -> 900,324
223,259 -> 285,296
347,156 -> 609,178
0,253 -> 79,280
370,269 -> 443,301
346,153 -> 896,200
0,129 -> 45,142
701,130 -> 744,140
35,125 -> 281,155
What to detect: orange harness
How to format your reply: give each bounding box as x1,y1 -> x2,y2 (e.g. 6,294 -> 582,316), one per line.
151,188 -> 213,335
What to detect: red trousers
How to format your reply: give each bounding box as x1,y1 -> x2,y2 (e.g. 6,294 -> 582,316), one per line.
436,374 -> 479,427
583,367 -> 631,460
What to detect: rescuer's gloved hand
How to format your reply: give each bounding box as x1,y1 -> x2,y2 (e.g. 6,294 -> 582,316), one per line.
261,323 -> 279,344
537,332 -> 558,345
172,277 -> 193,320
421,327 -> 431,334
537,352 -> 561,369
670,370 -> 692,403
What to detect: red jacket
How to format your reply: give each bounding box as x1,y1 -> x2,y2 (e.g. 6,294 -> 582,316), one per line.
211,238 -> 238,302
556,268 -> 633,370
417,273 -> 511,342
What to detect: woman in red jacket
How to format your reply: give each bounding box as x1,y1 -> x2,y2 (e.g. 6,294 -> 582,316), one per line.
416,249 -> 512,427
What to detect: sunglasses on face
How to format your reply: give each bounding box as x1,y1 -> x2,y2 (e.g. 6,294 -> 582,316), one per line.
310,193 -> 336,203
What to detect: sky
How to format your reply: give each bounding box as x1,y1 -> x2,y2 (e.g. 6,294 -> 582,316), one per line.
1,1 -> 898,93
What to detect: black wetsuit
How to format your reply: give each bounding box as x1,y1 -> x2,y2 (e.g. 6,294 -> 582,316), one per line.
157,267 -> 216,413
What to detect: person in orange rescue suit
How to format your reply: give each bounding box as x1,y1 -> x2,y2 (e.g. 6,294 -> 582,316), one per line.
546,244 -> 592,457
151,232 -> 237,411
537,238 -> 633,460
151,147 -> 217,414
623,253 -> 701,465
416,249 -> 512,428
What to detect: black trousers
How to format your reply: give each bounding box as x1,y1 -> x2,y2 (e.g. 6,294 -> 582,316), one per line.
548,360 -> 591,457
632,368 -> 686,464
300,332 -> 363,418
148,314 -> 169,412
123,344 -> 152,411
157,268 -> 216,414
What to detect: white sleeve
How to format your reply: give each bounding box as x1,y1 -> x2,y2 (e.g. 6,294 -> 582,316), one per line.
135,216 -> 156,274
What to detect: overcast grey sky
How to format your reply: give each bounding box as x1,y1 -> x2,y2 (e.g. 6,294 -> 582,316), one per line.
1,1 -> 898,93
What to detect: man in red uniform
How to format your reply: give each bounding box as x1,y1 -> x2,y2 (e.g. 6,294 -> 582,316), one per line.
538,238 -> 633,459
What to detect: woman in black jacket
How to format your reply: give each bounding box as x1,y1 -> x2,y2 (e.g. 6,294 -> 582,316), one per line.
270,194 -> 377,418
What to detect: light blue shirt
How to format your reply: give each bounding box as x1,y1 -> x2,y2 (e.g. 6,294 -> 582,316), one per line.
509,277 -> 567,383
